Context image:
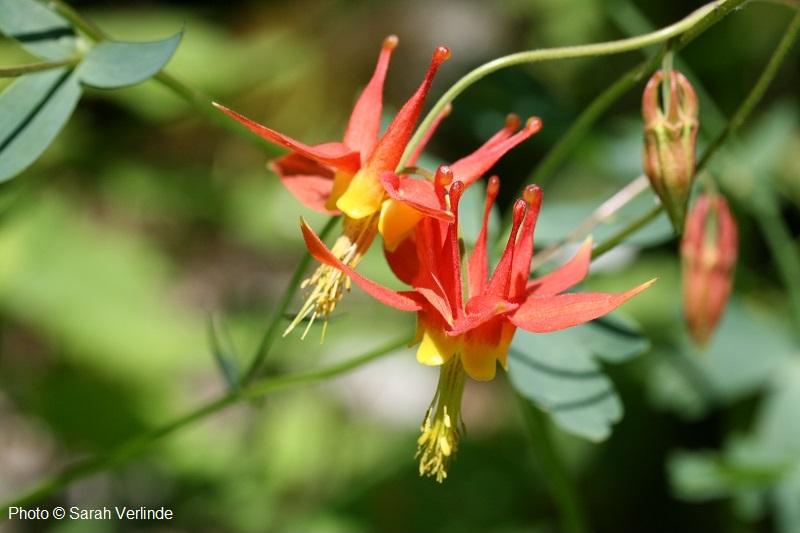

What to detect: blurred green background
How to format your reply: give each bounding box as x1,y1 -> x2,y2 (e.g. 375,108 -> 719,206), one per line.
1,0 -> 799,532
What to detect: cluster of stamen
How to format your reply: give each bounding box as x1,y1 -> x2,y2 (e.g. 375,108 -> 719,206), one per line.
417,356 -> 466,482
283,216 -> 378,340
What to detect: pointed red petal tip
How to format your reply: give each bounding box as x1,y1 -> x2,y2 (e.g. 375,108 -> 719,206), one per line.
432,46 -> 452,66
524,116 -> 543,134
487,175 -> 500,199
435,165 -> 454,187
523,184 -> 542,209
442,102 -> 454,117
383,34 -> 399,50
505,114 -> 521,131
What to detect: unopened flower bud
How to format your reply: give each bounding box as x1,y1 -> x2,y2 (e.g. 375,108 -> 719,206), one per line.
642,69 -> 699,232
681,193 -> 738,347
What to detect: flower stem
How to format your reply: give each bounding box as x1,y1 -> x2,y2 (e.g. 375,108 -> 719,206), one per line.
0,336 -> 406,514
588,9 -> 800,259
517,394 -> 589,533
241,216 -> 339,385
0,58 -> 78,77
400,0 -> 744,169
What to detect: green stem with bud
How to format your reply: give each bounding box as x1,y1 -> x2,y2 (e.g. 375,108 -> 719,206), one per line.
400,0 -> 746,170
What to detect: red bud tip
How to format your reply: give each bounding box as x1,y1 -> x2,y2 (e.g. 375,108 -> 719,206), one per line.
442,103 -> 453,117
383,35 -> 399,50
487,175 -> 500,198
524,116 -> 543,134
511,199 -> 527,228
433,46 -> 451,65
523,184 -> 542,207
435,165 -> 454,187
505,114 -> 521,131
449,180 -> 465,212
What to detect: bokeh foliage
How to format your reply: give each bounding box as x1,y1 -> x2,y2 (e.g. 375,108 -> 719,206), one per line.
1,0 -> 799,532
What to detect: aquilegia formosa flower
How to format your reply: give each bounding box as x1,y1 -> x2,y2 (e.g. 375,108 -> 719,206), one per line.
214,36 -> 540,338
681,192 -> 738,346
300,168 -> 655,481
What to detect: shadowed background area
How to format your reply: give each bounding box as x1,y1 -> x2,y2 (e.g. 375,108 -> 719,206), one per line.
1,0 -> 799,532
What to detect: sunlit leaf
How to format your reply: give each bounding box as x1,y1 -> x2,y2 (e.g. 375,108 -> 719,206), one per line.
508,314 -> 649,441
0,68 -> 82,182
77,32 -> 182,89
0,0 -> 76,60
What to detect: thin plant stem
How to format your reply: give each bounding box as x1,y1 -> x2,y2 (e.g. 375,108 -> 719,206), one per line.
517,394 -> 589,533
697,10 -> 800,173
400,0 -> 746,169
241,217 -> 339,384
532,175 -> 650,271
0,58 -> 78,77
48,0 -> 280,153
0,336 -> 407,513
588,10 -> 800,259
591,204 -> 663,259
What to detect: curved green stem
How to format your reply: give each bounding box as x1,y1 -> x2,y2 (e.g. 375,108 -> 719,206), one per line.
585,8 -> 800,259
0,57 -> 78,77
241,217 -> 339,384
0,336 -> 406,515
400,0 -> 741,168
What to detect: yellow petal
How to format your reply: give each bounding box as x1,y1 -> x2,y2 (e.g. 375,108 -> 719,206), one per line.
325,170 -> 355,211
460,344 -> 497,381
379,199 -> 423,252
416,329 -> 455,366
336,169 -> 384,219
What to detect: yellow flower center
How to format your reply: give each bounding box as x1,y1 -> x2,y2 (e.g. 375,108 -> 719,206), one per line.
417,356 -> 466,483
283,215 -> 378,340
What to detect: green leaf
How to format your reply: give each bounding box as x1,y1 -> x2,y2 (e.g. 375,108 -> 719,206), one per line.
0,68 -> 82,182
0,0 -> 77,60
647,301 -> 797,419
508,315 -> 649,441
77,32 -> 182,89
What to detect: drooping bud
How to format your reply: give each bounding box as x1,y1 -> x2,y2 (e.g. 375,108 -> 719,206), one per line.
642,69 -> 699,232
681,193 -> 738,347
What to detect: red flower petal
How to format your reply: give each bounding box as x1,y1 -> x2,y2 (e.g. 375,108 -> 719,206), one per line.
449,116 -> 542,188
300,219 -> 421,311
467,176 -> 500,299
510,279 -> 656,333
380,172 -> 453,222
213,102 -> 361,173
526,238 -> 592,296
384,234 -> 419,286
365,46 -> 450,173
510,185 -> 542,299
344,36 -> 398,162
405,103 -> 452,167
448,294 -> 518,336
270,154 -> 337,214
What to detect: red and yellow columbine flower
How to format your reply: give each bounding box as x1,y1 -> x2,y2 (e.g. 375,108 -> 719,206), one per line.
300,169 -> 654,481
214,37 -> 540,338
681,192 -> 738,346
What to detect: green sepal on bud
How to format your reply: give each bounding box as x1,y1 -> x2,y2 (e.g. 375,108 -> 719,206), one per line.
642,69 -> 699,233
